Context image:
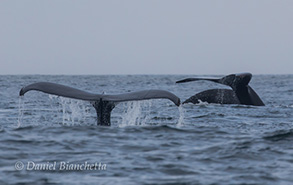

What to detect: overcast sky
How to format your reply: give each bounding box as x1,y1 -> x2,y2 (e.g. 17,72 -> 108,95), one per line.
0,0 -> 292,75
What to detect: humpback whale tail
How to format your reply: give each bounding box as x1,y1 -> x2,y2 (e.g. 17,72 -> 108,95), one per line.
176,73 -> 264,106
20,82 -> 180,126
176,73 -> 252,90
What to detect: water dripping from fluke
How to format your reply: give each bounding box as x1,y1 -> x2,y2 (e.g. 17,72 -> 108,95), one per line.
177,105 -> 185,127
17,96 -> 24,128
58,97 -> 93,126
120,100 -> 152,127
48,95 -> 94,126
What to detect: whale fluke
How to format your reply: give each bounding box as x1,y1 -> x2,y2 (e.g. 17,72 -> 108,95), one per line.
177,73 -> 264,106
19,82 -> 101,101
176,73 -> 252,89
176,78 -> 219,84
20,82 -> 180,126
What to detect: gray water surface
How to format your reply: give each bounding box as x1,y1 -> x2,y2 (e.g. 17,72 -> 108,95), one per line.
0,75 -> 293,185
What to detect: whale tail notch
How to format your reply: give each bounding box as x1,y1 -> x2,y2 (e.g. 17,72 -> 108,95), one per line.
19,82 -> 180,126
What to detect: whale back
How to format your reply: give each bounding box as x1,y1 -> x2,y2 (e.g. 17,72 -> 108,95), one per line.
183,89 -> 240,104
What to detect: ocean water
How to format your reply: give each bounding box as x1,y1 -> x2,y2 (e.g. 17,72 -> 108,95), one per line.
0,75 -> 293,185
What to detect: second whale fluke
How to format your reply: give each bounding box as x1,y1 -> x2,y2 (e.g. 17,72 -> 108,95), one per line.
176,73 -> 264,106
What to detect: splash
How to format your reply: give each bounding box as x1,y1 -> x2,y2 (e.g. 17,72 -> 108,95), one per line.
120,100 -> 152,127
49,95 -> 94,126
177,105 -> 185,126
197,100 -> 209,106
17,96 -> 24,128
61,97 -> 93,126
